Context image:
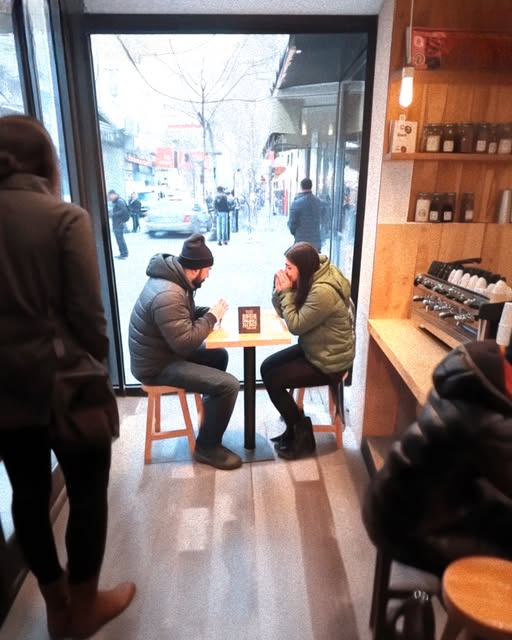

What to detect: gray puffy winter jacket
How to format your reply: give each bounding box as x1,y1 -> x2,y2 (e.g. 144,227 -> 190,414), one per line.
128,254 -> 216,380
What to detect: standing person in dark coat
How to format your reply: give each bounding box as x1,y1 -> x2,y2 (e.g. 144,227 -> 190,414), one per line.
128,191 -> 141,232
288,177 -> 322,251
108,189 -> 129,259
0,115 -> 135,639
363,338 -> 512,578
214,186 -> 230,245
128,234 -> 241,470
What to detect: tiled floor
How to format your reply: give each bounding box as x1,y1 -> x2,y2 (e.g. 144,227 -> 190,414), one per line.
0,388 -> 384,639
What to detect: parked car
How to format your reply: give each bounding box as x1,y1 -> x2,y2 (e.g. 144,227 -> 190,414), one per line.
137,190 -> 158,217
145,197 -> 213,237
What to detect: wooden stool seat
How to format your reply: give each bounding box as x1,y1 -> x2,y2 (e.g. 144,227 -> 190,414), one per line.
441,556 -> 512,640
142,385 -> 203,464
294,372 -> 348,448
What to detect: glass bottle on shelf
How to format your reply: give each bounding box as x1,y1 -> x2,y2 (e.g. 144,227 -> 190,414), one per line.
497,123 -> 512,154
487,124 -> 498,154
414,192 -> 431,222
459,123 -> 475,153
428,192 -> 442,222
424,124 -> 442,152
459,192 -> 475,223
475,123 -> 489,153
442,124 -> 456,152
441,192 -> 456,222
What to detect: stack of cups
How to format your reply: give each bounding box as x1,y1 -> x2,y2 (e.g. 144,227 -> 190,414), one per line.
498,189 -> 512,224
497,302 -> 512,355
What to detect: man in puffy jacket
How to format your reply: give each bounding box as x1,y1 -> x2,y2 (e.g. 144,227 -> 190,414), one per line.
129,234 -> 241,470
363,338 -> 512,577
288,178 -> 322,251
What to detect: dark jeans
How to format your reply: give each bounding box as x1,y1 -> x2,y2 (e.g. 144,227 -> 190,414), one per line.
113,225 -> 128,257
131,214 -> 140,232
260,344 -> 332,428
0,426 -> 111,586
148,346 -> 239,448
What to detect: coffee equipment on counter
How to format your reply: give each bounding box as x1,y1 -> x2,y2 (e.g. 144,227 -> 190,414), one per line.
412,258 -> 512,349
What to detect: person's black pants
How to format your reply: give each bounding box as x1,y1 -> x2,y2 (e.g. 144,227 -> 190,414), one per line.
0,426 -> 111,586
113,226 -> 128,257
260,344 -> 331,428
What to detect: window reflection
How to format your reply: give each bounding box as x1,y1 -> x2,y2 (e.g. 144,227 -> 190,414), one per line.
0,2 -> 25,116
24,0 -> 71,200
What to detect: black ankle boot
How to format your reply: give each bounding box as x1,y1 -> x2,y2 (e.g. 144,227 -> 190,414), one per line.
270,426 -> 292,444
276,416 -> 316,460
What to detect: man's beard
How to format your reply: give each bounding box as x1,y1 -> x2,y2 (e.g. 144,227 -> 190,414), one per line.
192,275 -> 205,289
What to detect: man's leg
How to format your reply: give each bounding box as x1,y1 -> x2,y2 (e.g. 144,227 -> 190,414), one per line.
114,227 -> 128,258
151,349 -> 241,468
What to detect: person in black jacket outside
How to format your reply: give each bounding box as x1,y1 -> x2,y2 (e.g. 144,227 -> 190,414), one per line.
363,337 -> 512,579
0,115 -> 135,639
108,189 -> 129,259
288,178 -> 322,251
128,191 -> 141,232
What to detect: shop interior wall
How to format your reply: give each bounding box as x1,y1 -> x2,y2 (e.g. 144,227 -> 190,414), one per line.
370,0 -> 512,319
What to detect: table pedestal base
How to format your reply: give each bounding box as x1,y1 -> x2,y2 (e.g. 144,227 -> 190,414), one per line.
222,431 -> 276,463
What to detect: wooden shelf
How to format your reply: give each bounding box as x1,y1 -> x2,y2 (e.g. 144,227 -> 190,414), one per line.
390,69 -> 512,85
385,152 -> 512,161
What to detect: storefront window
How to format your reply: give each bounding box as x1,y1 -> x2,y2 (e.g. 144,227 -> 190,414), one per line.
23,0 -> 71,199
0,1 -> 25,116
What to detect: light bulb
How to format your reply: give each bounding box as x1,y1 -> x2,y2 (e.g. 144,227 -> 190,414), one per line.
398,66 -> 414,108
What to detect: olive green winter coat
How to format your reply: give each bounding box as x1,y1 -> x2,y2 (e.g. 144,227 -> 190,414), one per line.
272,255 -> 354,374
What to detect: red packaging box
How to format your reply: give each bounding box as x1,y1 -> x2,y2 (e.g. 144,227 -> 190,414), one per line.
410,27 -> 512,71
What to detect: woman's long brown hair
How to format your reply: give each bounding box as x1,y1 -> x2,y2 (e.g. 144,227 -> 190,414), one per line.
0,115 -> 61,196
285,242 -> 320,308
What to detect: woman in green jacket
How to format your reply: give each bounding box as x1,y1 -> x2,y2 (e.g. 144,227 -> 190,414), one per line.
261,242 -> 355,459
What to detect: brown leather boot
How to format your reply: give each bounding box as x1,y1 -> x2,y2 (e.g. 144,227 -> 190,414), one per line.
68,577 -> 136,639
39,574 -> 71,639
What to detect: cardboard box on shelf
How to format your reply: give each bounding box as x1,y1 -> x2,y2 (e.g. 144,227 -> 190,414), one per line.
389,118 -> 418,154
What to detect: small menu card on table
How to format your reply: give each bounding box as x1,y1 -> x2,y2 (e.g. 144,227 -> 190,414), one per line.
238,306 -> 261,334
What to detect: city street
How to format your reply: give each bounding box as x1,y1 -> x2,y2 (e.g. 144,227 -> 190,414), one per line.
112,212 -> 298,384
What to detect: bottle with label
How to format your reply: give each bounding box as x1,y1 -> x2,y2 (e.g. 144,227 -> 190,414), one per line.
441,192 -> 456,222
498,123 -> 512,154
414,192 -> 431,222
424,124 -> 442,152
428,192 -> 442,223
487,124 -> 498,154
459,123 -> 475,153
475,123 -> 489,153
442,123 -> 456,152
460,192 -> 475,223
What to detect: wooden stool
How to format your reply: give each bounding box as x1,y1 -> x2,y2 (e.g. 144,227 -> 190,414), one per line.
369,548 -> 441,639
441,556 -> 512,640
142,385 -> 203,464
294,372 -> 348,448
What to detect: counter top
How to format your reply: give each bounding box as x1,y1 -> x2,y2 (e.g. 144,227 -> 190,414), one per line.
368,318 -> 450,406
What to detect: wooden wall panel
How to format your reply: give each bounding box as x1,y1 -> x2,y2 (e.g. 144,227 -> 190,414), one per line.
481,225 -> 512,281
438,223 -> 486,261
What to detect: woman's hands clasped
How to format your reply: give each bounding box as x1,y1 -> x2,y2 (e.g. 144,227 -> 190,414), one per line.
274,269 -> 293,293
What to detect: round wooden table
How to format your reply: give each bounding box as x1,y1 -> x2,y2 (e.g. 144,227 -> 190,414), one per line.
441,556 -> 512,640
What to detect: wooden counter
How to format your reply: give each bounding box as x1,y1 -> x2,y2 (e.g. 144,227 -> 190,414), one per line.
362,319 -> 450,472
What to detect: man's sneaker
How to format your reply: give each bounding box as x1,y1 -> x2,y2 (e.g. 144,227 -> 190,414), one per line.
193,444 -> 242,470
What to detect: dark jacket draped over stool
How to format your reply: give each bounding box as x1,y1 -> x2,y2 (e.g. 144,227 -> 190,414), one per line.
363,340 -> 512,577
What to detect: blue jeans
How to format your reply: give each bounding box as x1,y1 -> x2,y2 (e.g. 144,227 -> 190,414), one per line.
113,225 -> 128,257
148,346 -> 239,447
216,211 -> 228,243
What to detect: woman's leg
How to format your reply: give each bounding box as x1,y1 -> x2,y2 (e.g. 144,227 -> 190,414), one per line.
52,440 -> 111,584
0,427 -> 63,584
261,344 -> 328,428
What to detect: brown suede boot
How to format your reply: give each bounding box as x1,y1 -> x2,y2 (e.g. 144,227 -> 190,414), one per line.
68,577 -> 136,639
39,574 -> 71,639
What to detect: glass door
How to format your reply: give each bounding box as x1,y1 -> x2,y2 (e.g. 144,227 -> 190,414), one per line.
89,28 -> 371,384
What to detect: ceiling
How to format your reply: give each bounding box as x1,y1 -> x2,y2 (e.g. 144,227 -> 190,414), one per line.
83,0 -> 384,15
